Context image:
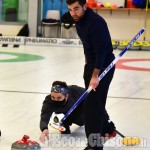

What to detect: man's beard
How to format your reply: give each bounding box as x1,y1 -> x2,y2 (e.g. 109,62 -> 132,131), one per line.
72,9 -> 85,22
73,16 -> 80,22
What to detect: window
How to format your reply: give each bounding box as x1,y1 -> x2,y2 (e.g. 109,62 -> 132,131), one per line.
0,0 -> 29,23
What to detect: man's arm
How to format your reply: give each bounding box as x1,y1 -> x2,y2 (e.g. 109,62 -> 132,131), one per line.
39,97 -> 53,143
90,68 -> 100,91
89,17 -> 111,91
40,100 -> 53,131
92,68 -> 100,77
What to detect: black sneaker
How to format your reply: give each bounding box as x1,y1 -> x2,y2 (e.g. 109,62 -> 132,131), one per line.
101,121 -> 116,143
102,121 -> 116,136
84,146 -> 103,150
84,146 -> 95,150
101,130 -> 117,141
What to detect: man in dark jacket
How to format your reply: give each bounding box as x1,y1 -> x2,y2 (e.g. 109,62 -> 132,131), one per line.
66,0 -> 116,149
39,81 -> 85,143
39,81 -> 116,144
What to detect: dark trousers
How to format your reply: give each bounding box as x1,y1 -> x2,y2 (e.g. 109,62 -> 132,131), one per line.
83,64 -> 115,149
63,100 -> 85,127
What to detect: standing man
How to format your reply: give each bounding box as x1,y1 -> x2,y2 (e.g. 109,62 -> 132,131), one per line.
66,0 -> 116,149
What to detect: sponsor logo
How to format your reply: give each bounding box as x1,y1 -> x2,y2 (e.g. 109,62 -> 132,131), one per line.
44,133 -> 147,148
26,37 -> 57,45
59,39 -> 77,45
0,36 -> 24,44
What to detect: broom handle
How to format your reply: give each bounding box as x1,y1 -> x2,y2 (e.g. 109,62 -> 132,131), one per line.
60,28 -> 145,124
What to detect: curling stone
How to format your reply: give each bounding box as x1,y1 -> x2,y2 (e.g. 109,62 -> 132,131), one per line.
118,40 -> 129,50
141,41 -> 150,51
129,41 -> 142,50
11,135 -> 41,150
112,40 -> 118,49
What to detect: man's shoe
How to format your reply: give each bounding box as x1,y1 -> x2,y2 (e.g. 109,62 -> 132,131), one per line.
101,130 -> 117,143
83,146 -> 95,150
102,130 -> 117,138
101,121 -> 116,136
84,146 -> 103,150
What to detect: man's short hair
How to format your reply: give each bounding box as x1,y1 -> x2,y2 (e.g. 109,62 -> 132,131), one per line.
66,0 -> 86,5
